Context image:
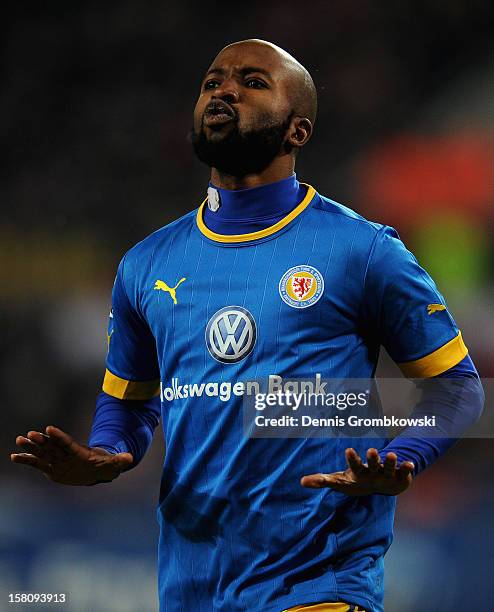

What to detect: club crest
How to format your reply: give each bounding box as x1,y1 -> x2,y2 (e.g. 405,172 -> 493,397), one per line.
279,265 -> 324,309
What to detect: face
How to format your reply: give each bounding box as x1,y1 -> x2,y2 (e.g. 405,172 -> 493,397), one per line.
191,43 -> 296,176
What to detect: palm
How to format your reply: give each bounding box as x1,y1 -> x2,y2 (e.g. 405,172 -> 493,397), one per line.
301,447 -> 414,496
11,426 -> 133,486
43,445 -> 120,485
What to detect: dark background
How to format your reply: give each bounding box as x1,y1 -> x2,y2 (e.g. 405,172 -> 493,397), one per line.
2,2 -> 494,610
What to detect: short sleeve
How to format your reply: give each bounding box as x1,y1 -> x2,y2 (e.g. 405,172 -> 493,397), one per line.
103,256 -> 160,399
363,226 -> 468,378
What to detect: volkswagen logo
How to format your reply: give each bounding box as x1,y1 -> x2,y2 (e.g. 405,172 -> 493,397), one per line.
205,306 -> 257,364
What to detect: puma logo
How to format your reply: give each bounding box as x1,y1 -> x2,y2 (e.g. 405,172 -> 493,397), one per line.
154,278 -> 186,305
427,303 -> 446,315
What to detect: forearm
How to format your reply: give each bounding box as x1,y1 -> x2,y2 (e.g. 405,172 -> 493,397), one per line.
380,355 -> 484,474
88,391 -> 161,467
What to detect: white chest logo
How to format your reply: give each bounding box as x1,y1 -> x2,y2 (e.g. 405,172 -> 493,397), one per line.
205,306 -> 257,363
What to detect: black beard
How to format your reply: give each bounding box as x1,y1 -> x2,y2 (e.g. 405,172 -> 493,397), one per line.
191,112 -> 293,177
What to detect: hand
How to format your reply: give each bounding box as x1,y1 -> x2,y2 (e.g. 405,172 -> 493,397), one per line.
300,447 -> 414,496
11,426 -> 133,486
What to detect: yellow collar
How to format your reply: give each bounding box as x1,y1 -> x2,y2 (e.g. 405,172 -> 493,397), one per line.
196,183 -> 316,244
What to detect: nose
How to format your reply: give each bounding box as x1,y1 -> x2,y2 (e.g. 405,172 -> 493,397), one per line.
212,78 -> 239,105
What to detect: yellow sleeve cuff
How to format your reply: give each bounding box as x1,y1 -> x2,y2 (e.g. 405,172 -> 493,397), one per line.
102,369 -> 160,400
398,331 -> 468,378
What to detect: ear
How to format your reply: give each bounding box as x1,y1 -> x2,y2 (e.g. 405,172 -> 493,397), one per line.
286,117 -> 313,150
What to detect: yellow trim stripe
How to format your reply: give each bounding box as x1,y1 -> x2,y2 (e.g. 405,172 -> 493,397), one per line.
102,369 -> 160,400
398,331 -> 468,378
196,183 -> 317,243
284,604 -> 352,611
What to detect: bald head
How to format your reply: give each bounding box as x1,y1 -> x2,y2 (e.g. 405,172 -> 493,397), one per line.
215,39 -> 317,124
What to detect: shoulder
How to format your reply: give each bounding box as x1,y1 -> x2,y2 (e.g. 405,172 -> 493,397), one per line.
312,191 -> 381,230
122,208 -> 198,267
311,189 -> 400,247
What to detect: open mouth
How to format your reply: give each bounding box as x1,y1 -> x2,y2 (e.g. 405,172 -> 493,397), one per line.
203,100 -> 236,127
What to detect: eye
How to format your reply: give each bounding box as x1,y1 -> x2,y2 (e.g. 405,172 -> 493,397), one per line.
204,79 -> 220,90
245,78 -> 267,89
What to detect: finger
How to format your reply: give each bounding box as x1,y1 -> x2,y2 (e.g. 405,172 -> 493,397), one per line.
382,452 -> 397,477
16,435 -> 37,450
398,461 -> 415,480
300,473 -> 334,488
304,471 -> 361,494
11,453 -> 53,474
112,453 -> 134,471
45,426 -> 80,455
345,448 -> 364,475
16,436 -> 50,459
26,431 -> 49,445
20,434 -> 67,462
366,448 -> 381,473
26,430 -> 68,461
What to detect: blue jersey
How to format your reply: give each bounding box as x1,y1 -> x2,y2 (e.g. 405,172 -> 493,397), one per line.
103,184 -> 467,612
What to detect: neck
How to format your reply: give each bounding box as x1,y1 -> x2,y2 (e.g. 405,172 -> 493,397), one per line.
202,173 -> 307,236
210,156 -> 295,190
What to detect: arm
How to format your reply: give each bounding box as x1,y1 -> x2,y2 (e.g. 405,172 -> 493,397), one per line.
301,355 -> 484,495
89,253 -> 161,466
302,226 -> 484,495
379,354 -> 484,475
11,254 -> 161,485
88,391 -> 161,467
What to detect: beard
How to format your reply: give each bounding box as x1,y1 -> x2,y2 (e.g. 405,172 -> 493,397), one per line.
191,112 -> 293,177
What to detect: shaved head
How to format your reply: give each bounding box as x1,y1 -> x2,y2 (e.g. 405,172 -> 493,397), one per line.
220,39 -> 317,124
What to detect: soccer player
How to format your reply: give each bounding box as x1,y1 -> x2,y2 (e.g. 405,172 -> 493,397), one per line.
12,40 -> 484,612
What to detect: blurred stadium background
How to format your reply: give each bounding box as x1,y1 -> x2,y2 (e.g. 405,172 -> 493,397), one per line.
2,1 -> 493,610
